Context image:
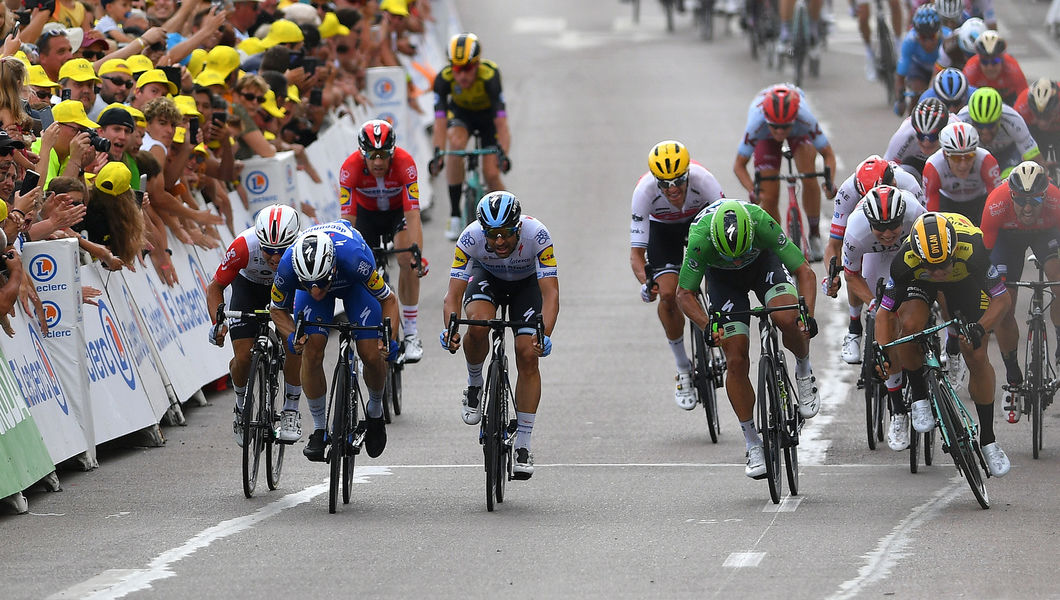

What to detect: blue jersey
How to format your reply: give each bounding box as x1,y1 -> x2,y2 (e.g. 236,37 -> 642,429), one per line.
270,220 -> 391,310
897,27 -> 952,77
737,101 -> 830,158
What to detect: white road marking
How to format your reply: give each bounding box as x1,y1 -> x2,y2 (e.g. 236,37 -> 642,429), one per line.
723,552 -> 766,567
825,479 -> 963,600
57,467 -> 391,600
382,462 -> 903,469
762,496 -> 803,512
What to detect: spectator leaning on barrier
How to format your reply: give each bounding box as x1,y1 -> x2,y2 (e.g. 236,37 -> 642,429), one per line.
76,161 -> 145,265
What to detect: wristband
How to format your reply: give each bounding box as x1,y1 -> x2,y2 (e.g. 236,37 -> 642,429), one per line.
10,208 -> 25,217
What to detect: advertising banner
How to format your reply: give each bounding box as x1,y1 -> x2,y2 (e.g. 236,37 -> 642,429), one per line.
238,151 -> 300,232
0,343 -> 54,499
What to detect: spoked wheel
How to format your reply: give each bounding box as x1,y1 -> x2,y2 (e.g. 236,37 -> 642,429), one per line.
791,8 -> 808,86
787,198 -> 805,252
462,183 -> 479,231
1031,328 -> 1046,459
328,367 -> 348,514
877,21 -> 896,104
863,323 -> 881,450
758,355 -> 783,504
242,355 -> 266,498
909,419 -> 920,473
1032,391 -> 1043,459
691,323 -> 720,443
495,388 -> 509,504
932,377 -> 989,509
924,429 -> 935,465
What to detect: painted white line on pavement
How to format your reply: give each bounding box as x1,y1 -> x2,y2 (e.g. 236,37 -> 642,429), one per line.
382,462 -> 904,469
56,467 -> 392,600
825,478 -> 963,600
723,552 -> 766,568
762,495 -> 802,512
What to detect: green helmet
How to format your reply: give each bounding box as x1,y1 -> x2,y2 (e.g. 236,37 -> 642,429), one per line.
710,200 -> 755,258
968,87 -> 1003,124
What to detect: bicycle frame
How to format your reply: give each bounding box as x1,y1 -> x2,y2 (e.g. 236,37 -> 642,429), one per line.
753,142 -> 832,253
368,241 -> 422,422
440,139 -> 500,228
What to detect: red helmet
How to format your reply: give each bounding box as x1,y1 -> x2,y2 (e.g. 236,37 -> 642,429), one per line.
358,119 -> 396,156
854,155 -> 896,196
762,85 -> 800,124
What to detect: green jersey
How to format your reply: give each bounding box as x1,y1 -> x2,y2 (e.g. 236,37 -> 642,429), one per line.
678,201 -> 806,290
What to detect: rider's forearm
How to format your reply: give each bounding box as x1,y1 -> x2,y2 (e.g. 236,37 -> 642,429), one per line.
270,306 -> 296,339
733,155 -> 754,193
539,277 -> 560,336
978,292 -> 1012,333
875,309 -> 897,346
677,287 -> 708,331
494,117 -> 511,154
431,117 -> 447,151
206,280 -> 224,324
796,264 -> 818,317
630,247 -> 647,283
846,272 -> 874,306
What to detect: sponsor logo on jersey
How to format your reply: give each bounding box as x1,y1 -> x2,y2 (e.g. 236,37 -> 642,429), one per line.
357,260 -> 372,276
687,258 -> 699,270
340,187 -> 351,207
632,213 -> 644,222
271,285 -> 285,303
406,165 -> 417,180
535,228 -> 550,246
537,245 -> 556,268
407,181 -> 419,200
452,247 -> 469,270
777,233 -> 787,245
366,270 -> 385,293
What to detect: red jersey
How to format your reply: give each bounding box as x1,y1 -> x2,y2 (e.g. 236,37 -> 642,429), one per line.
980,182 -> 1060,248
214,227 -> 277,286
338,147 -> 420,218
963,54 -> 1028,105
1014,86 -> 1060,134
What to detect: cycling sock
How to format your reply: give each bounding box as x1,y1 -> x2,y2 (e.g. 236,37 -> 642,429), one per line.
887,388 -> 907,414
515,411 -> 535,450
886,371 -> 904,394
945,330 -> 960,355
366,387 -> 383,419
740,419 -> 762,448
448,184 -> 462,217
399,304 -> 418,336
467,361 -> 484,388
807,217 -> 820,237
307,394 -> 327,430
848,315 -> 863,335
668,335 -> 692,373
976,402 -> 995,446
848,302 -> 862,320
795,355 -> 811,378
284,382 -> 302,411
780,21 -> 791,39
905,367 -> 928,400
234,384 -> 246,411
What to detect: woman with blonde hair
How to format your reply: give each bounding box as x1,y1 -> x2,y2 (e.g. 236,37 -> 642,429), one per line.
80,161 -> 145,264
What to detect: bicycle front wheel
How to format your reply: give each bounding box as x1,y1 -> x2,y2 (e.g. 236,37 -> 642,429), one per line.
787,193 -> 805,251
242,353 -> 266,498
328,359 -> 349,514
757,355 -> 783,504
266,351 -> 284,490
877,19 -> 896,103
483,362 -> 504,511
862,322 -> 881,450
780,366 -> 800,495
1030,321 -> 1046,458
791,2 -> 809,86
390,363 -> 403,416
342,391 -> 357,505
931,375 -> 989,509
664,0 -> 675,32
690,323 -> 720,443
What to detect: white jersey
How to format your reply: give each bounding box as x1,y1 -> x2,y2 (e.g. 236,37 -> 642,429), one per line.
450,216 -> 557,282
829,167 -> 924,239
955,103 -> 1039,161
922,147 -> 1000,204
214,227 -> 277,286
883,113 -> 961,168
842,200 -> 928,273
629,163 -> 725,248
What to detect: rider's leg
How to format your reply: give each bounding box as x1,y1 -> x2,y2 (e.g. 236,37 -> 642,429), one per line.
282,351 -> 302,411
887,0 -> 903,42
779,0 -> 795,41
793,140 -> 822,236
960,333 -> 999,445
229,337 -> 253,410
462,300 -> 496,388
513,334 -> 541,450
656,272 -> 692,373
356,336 -> 387,418
482,153 -> 504,192
445,124 -> 470,218
300,332 -> 330,430
719,332 -> 760,448
394,228 -> 420,338
893,298 -> 931,398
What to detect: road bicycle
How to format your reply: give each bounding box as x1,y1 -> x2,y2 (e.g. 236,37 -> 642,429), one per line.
218,305 -> 286,499
1001,255 -> 1060,460
745,0 -> 779,62
873,0 -> 898,105
295,316 -> 393,513
662,0 -> 677,32
876,316 -> 991,509
776,0 -> 813,86
645,263 -> 725,443
754,141 -> 832,256
446,310 -> 545,512
364,237 -> 422,424
712,298 -> 809,504
854,273 -> 886,451
694,0 -> 715,40
439,136 -> 501,231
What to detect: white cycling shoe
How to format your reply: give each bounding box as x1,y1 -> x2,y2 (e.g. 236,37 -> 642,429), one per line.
796,373 -> 820,418
841,333 -> 862,364
887,413 -> 910,451
445,216 -> 462,241
982,442 -> 1011,477
745,444 -> 766,479
277,409 -> 301,443
401,334 -> 423,363
674,371 -> 697,410
910,399 -> 935,433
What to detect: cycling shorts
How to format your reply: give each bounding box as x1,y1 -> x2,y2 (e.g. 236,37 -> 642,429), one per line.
753,135 -> 813,172
463,262 -> 543,337
229,274 -> 272,341
896,277 -> 990,322
704,251 -> 798,339
447,107 -> 499,148
990,229 -> 1060,283
294,284 -> 383,341
355,208 -> 407,251
647,220 -> 692,276
937,193 -> 987,227
904,61 -> 933,84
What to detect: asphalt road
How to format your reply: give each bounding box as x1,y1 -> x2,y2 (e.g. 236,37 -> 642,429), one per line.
4,1 -> 1060,598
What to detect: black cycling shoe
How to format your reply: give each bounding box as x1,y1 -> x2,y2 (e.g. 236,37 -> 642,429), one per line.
364,417 -> 387,458
303,429 -> 326,462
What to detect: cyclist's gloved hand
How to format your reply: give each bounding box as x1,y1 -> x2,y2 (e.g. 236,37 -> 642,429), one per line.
439,330 -> 450,351
428,147 -> 444,176
539,334 -> 552,357
287,331 -> 300,354
417,257 -> 429,277
893,98 -> 906,116
966,322 -> 985,349
208,321 -> 225,346
386,338 -> 400,362
640,282 -> 653,303
497,150 -> 511,174
803,315 -> 819,338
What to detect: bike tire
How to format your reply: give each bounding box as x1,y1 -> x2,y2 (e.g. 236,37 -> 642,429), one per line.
877,19 -> 896,104
787,195 -> 805,251
792,3 -> 809,87
391,363 -> 403,416
749,0 -> 761,60
265,350 -> 284,490
241,353 -> 265,498
633,0 -> 641,23
699,0 -> 714,40
781,365 -> 799,495
483,362 -> 502,512
931,375 -> 989,509
495,377 -> 509,504
328,359 -> 348,514
758,354 -> 782,504
342,391 -> 356,505
1030,322 -> 1045,459
462,182 -> 480,230
909,419 -> 920,473
690,322 -> 720,443
924,429 -> 935,465
381,361 -> 392,424
862,321 -> 879,450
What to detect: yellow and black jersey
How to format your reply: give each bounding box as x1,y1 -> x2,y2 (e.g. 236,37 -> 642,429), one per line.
432,59 -> 506,116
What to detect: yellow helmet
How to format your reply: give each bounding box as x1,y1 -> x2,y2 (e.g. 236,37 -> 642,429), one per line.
909,212 -> 957,265
448,33 -> 481,66
648,140 -> 690,180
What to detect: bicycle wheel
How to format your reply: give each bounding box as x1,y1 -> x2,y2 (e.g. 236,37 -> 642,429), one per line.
391,363 -> 403,416
791,2 -> 809,86
862,322 -> 879,450
664,0 -> 675,32
748,0 -> 760,59
328,359 -> 348,514
931,375 -> 989,509
242,353 -> 266,498
690,322 -> 720,443
265,352 -> 284,490
342,388 -> 357,505
462,180 -> 480,230
483,362 -> 503,511
698,0 -> 714,40
633,0 -> 641,23
924,428 -> 935,465
757,355 -> 782,504
495,376 -> 510,504
877,19 -> 896,104
787,194 -> 805,251
1030,322 -> 1045,459
780,365 -> 799,495
909,418 -> 920,473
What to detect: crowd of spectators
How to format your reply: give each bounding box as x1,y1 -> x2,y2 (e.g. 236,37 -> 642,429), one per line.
0,0 -> 432,336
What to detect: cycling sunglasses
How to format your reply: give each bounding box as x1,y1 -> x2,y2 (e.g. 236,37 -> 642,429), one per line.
363,149 -> 392,161
972,120 -> 997,130
923,257 -> 954,272
767,122 -> 792,130
452,62 -> 478,74
656,173 -> 689,190
1012,194 -> 1044,207
261,246 -> 286,256
915,132 -> 939,143
944,152 -> 976,162
484,226 -> 518,239
871,221 -> 903,232
979,55 -> 1003,65
305,275 -> 333,289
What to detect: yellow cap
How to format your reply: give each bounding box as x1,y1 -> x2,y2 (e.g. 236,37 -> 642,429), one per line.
263,130 -> 276,141
380,0 -> 409,17
126,54 -> 154,75
13,51 -> 30,69
52,100 -> 100,129
98,58 -> 132,77
194,69 -> 227,88
174,95 -> 204,121
193,143 -> 209,156
27,65 -> 59,88
187,48 -> 208,77
238,37 -> 268,56
124,105 -> 147,128
286,84 -> 301,103
262,89 -> 286,118
319,12 -> 350,38
95,161 -> 132,196
262,19 -> 304,47
205,45 -> 241,78
0,196 -> 7,222
136,69 -> 179,95
58,58 -> 101,84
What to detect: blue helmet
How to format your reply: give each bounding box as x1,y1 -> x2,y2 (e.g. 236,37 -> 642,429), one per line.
932,68 -> 968,104
912,5 -> 941,35
477,191 -> 522,230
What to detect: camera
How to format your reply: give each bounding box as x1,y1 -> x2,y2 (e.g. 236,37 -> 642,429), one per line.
87,131 -> 112,153
24,0 -> 56,12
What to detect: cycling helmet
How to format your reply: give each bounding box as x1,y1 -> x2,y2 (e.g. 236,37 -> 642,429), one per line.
448,33 -> 481,66
909,212 -> 957,265
912,5 -> 941,35
862,185 -> 908,229
710,200 -> 755,258
912,98 -> 949,135
939,122 -> 980,154
358,119 -> 396,156
648,140 -> 690,180
762,85 -> 800,124
292,231 -> 336,284
934,0 -> 963,21
255,204 -> 300,249
974,30 -> 1005,58
932,68 -> 968,104
854,155 -> 896,196
477,191 -> 522,230
967,87 -> 1003,124
1008,161 -> 1050,197
1028,78 -> 1059,118
957,18 -> 986,55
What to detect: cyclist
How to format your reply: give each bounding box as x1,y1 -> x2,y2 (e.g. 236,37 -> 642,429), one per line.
269,221 -> 402,462
934,0 -> 969,70
339,119 -> 429,363
885,97 -> 957,180
440,191 -> 559,479
1014,79 -> 1060,163
894,5 -> 949,117
631,141 -> 725,410
207,205 -> 303,446
962,31 -> 1028,107
733,84 -> 838,262
676,199 -> 820,480
823,156 -> 924,363
923,121 -> 1001,226
428,33 -> 512,242
918,68 -> 977,112
853,0 -> 904,81
875,212 -> 1012,477
840,186 -> 927,450
957,87 -> 1043,178
979,162 -> 1060,388
776,0 -> 826,57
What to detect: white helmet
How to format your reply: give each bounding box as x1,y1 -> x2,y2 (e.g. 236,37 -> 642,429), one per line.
255,204 -> 300,250
957,18 -> 986,54
939,122 -> 980,154
292,231 -> 335,284
934,0 -> 963,20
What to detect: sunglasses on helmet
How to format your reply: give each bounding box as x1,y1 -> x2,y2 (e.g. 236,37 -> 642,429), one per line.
656,173 -> 689,190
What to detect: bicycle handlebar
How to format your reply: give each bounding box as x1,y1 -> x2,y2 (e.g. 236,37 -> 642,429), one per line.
438,148 -> 501,157
372,243 -> 422,270
445,312 -> 545,355
753,166 -> 832,190
294,316 -> 392,346
1004,280 -> 1060,289
708,297 -> 809,337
